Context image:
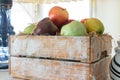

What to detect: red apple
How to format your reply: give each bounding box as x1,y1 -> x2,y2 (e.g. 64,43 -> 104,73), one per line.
48,6 -> 69,28
63,19 -> 75,25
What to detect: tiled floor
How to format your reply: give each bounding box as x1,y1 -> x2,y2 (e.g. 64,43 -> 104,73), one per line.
0,70 -> 11,80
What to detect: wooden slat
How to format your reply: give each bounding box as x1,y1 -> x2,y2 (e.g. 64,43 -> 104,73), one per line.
9,56 -> 111,80
8,35 -> 112,63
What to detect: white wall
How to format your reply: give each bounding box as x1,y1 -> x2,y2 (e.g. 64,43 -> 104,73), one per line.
96,0 -> 120,41
96,0 -> 120,55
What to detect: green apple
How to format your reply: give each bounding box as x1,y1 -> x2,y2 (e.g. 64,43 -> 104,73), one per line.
60,21 -> 87,36
23,23 -> 36,35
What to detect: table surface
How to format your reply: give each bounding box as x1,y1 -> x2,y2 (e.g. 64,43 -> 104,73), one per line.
0,70 -> 11,80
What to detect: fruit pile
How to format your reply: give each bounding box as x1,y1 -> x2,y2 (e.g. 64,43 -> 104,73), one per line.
22,6 -> 105,36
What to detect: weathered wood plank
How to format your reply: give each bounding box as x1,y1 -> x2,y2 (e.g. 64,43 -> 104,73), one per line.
9,56 -> 111,80
8,35 -> 112,63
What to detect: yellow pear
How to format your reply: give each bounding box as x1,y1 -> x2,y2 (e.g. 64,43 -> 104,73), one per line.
83,18 -> 104,35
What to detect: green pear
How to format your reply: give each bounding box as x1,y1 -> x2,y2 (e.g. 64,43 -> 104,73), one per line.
83,18 -> 104,35
23,23 -> 36,35
60,21 -> 87,36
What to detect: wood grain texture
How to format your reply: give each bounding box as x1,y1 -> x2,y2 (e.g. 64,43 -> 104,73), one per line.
8,35 -> 112,63
9,56 -> 111,80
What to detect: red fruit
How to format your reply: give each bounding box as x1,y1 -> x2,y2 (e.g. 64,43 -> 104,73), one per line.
80,18 -> 88,24
48,6 -> 69,28
63,19 -> 74,25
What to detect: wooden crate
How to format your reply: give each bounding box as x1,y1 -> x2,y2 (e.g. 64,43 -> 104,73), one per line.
8,35 -> 112,80
9,56 -> 111,80
8,35 -> 112,63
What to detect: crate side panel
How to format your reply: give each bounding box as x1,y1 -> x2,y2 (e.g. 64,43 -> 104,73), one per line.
11,78 -> 24,80
102,35 -> 112,54
9,35 -> 112,63
9,57 -> 91,80
9,36 -> 90,62
9,56 -> 111,80
90,56 -> 111,80
90,35 -> 112,62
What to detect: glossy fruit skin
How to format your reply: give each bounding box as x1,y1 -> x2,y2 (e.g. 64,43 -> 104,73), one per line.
32,17 -> 58,35
48,6 -> 69,28
83,18 -> 104,35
